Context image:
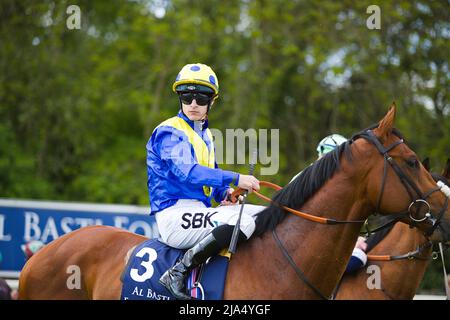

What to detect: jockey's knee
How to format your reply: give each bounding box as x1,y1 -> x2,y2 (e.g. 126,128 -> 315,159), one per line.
211,219 -> 254,249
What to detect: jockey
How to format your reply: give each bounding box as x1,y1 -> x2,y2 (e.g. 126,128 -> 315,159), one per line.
289,133 -> 348,183
345,236 -> 368,274
316,134 -> 348,159
146,63 -> 265,299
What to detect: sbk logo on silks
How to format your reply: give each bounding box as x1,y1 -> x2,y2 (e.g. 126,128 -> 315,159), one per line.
181,211 -> 218,229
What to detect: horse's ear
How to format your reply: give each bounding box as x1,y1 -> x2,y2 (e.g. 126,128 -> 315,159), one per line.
374,103 -> 396,141
443,158 -> 450,179
422,157 -> 430,172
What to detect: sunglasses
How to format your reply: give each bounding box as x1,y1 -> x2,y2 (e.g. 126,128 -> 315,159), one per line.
179,92 -> 213,106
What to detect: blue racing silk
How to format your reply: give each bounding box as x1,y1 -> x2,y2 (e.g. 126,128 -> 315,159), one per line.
344,248 -> 367,274
147,111 -> 239,214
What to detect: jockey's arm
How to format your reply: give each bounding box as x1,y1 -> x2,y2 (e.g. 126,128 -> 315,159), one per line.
344,236 -> 368,274
211,161 -> 238,203
156,129 -> 239,190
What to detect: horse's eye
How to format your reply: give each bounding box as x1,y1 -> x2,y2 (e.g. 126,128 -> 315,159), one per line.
406,158 -> 419,169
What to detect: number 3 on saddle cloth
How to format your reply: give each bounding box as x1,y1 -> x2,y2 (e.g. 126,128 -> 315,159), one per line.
120,239 -> 229,300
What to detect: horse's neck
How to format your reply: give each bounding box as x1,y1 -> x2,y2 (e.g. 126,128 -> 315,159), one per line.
369,223 -> 431,299
269,171 -> 373,298
225,166 -> 378,299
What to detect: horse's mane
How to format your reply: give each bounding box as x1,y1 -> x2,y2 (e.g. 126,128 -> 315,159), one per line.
253,140 -> 353,236
253,124 -> 405,237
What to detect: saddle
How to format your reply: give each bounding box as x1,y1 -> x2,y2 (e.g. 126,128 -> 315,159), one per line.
120,239 -> 229,300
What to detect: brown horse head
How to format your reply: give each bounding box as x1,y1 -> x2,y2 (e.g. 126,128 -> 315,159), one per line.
336,158 -> 449,300
353,104 -> 450,244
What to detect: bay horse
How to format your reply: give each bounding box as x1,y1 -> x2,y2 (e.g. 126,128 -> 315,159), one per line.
335,159 -> 450,299
19,105 -> 450,299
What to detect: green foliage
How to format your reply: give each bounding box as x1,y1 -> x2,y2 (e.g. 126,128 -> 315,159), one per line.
0,0 -> 448,292
68,137 -> 148,205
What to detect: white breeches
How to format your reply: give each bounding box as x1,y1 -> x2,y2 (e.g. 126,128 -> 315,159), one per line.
155,199 -> 266,249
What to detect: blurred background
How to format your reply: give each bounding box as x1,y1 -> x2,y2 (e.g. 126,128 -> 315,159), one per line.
0,0 -> 448,294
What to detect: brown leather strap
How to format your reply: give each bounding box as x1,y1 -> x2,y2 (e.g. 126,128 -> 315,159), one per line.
231,181 -> 365,225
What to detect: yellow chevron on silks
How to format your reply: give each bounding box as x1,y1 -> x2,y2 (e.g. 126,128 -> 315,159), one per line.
156,116 -> 215,197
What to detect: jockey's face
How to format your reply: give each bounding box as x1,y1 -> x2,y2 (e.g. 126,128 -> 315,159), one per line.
181,98 -> 210,121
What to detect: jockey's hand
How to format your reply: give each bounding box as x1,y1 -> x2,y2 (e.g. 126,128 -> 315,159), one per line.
355,236 -> 368,252
237,174 -> 260,194
220,188 -> 243,206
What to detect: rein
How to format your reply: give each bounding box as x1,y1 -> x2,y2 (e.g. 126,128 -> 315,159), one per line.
231,181 -> 365,225
231,180 -> 363,300
367,240 -> 433,261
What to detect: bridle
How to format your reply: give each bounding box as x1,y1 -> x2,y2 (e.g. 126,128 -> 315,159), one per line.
231,129 -> 449,299
352,130 -> 449,237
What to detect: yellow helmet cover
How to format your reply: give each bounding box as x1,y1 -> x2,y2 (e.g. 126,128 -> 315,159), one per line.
173,63 -> 219,99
